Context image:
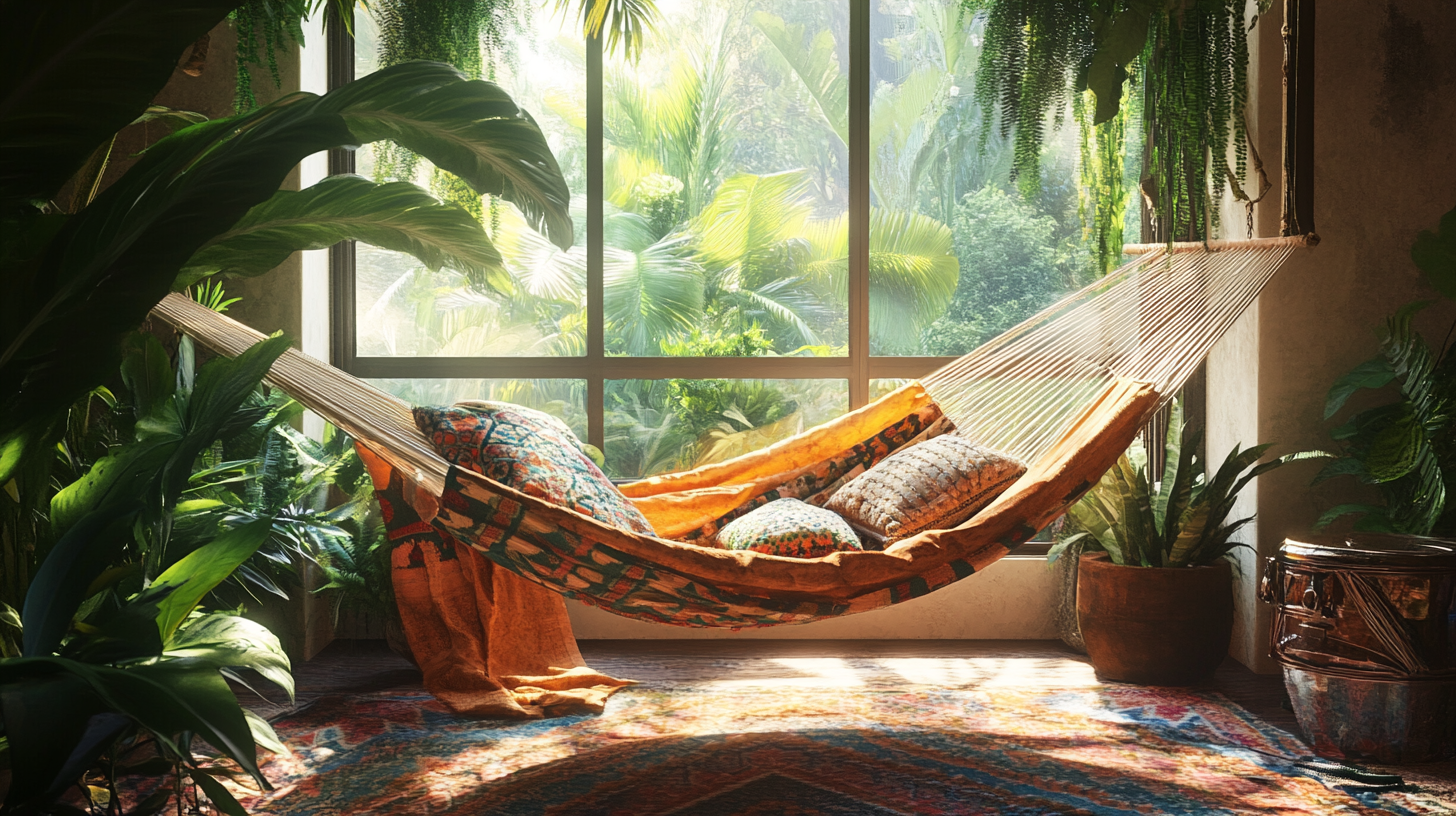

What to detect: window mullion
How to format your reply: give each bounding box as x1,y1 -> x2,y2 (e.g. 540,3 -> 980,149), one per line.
586,32 -> 606,450
848,0 -> 871,410
327,4 -> 356,372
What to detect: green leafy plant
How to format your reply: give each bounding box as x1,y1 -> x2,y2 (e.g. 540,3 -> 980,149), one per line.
1051,400 -> 1321,567
963,0 -> 1271,254
1,337 -> 299,815
1315,204 -> 1456,535
2,44 -> 573,488
232,1 -> 355,112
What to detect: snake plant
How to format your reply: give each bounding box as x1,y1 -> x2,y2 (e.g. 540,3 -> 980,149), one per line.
1050,400 -> 1324,568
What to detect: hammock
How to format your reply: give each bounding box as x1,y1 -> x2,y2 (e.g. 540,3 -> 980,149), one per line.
151,236 -> 1307,631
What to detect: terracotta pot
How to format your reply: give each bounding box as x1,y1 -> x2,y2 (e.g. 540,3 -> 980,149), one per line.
1077,552 -> 1233,685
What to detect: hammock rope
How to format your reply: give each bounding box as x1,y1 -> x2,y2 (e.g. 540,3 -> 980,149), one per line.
923,237 -> 1301,462
150,237 -> 1309,628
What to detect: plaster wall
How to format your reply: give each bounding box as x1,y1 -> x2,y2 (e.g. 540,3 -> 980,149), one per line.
1214,1 -> 1456,672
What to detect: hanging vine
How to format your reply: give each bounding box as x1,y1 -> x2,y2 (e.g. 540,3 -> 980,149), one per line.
1076,76 -> 1136,275
232,1 -> 352,113
369,0 -> 527,224
965,0 -> 1271,260
364,1 -> 661,231
972,0 -> 1093,200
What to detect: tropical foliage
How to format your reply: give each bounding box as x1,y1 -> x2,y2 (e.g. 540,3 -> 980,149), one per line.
1051,400 -> 1321,568
358,0 -> 1120,478
966,0 -> 1271,256
1,43 -> 572,488
2,336 -> 301,815
1315,204 -> 1456,536
1,4 -> 578,810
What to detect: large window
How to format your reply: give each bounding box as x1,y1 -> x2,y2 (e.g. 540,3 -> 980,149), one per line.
332,0 -> 1135,480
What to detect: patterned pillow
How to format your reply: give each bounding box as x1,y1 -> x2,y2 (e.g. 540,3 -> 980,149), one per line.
826,435 -> 1025,546
716,498 -> 863,559
414,402 -> 655,536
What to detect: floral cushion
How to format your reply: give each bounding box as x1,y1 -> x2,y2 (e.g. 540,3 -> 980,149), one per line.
716,498 -> 863,559
414,401 -> 655,536
826,434 -> 1025,546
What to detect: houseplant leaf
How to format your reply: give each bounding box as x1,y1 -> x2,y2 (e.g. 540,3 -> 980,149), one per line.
2,62 -> 569,485
120,331 -> 175,421
21,505 -> 138,656
325,60 -> 574,249
1411,204 -> 1456,300
142,519 -> 273,642
1324,356 -> 1395,419
176,175 -> 511,294
165,613 -> 294,702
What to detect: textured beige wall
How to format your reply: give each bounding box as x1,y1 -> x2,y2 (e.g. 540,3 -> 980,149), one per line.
1215,1 -> 1456,671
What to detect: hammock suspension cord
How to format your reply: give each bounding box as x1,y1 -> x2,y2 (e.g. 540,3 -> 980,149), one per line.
922,238 -> 1301,463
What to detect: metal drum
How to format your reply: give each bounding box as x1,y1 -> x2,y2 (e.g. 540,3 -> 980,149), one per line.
1260,533 -> 1456,763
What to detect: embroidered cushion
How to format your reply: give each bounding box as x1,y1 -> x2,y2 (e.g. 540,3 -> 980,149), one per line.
414,401 -> 655,536
826,435 -> 1025,546
716,498 -> 863,559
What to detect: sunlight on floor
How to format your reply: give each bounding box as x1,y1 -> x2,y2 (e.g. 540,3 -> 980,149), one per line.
702,655 -> 1098,690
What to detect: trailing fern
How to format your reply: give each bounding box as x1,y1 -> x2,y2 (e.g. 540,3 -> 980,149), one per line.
964,0 -> 1270,258
971,0 -> 1093,200
232,1 -> 351,113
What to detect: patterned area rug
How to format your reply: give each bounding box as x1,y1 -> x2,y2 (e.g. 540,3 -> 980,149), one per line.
235,683 -> 1455,815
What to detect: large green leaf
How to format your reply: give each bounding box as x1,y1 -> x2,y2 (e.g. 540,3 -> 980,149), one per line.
144,519 -> 273,642
50,336 -> 290,534
21,505 -> 137,657
604,218 -> 704,355
2,62 -> 570,485
752,11 -> 848,147
326,61 -> 574,250
692,171 -> 812,279
0,1 -> 237,205
165,613 -> 294,702
1411,204 -> 1456,300
1324,356 -> 1396,419
867,209 -> 958,351
176,174 -> 511,294
120,331 -> 175,421
1363,403 -> 1424,482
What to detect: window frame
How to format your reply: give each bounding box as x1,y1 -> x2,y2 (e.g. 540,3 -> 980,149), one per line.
324,0 -> 960,453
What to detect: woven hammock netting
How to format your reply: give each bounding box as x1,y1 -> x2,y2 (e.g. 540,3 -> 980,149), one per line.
922,240 -> 1298,463
152,238 -> 1302,628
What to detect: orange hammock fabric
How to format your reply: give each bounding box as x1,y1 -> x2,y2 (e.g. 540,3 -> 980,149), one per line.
360,377 -> 1153,717
147,293 -> 1161,716
374,378 -> 1157,628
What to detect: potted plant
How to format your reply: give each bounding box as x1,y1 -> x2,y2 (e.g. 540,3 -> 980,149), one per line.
1313,204 -> 1456,536
1050,400 -> 1322,684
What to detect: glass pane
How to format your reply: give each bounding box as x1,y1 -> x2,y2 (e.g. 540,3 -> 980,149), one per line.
868,1 -> 1137,356
603,1 -> 849,358
870,377 -> 916,403
604,379 -> 848,479
368,379 -> 589,443
353,9 -> 587,357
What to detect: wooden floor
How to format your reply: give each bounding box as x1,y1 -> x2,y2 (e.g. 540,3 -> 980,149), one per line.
256,638 -> 1456,795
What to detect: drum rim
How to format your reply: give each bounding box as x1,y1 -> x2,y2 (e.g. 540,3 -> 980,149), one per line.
1280,533 -> 1456,568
